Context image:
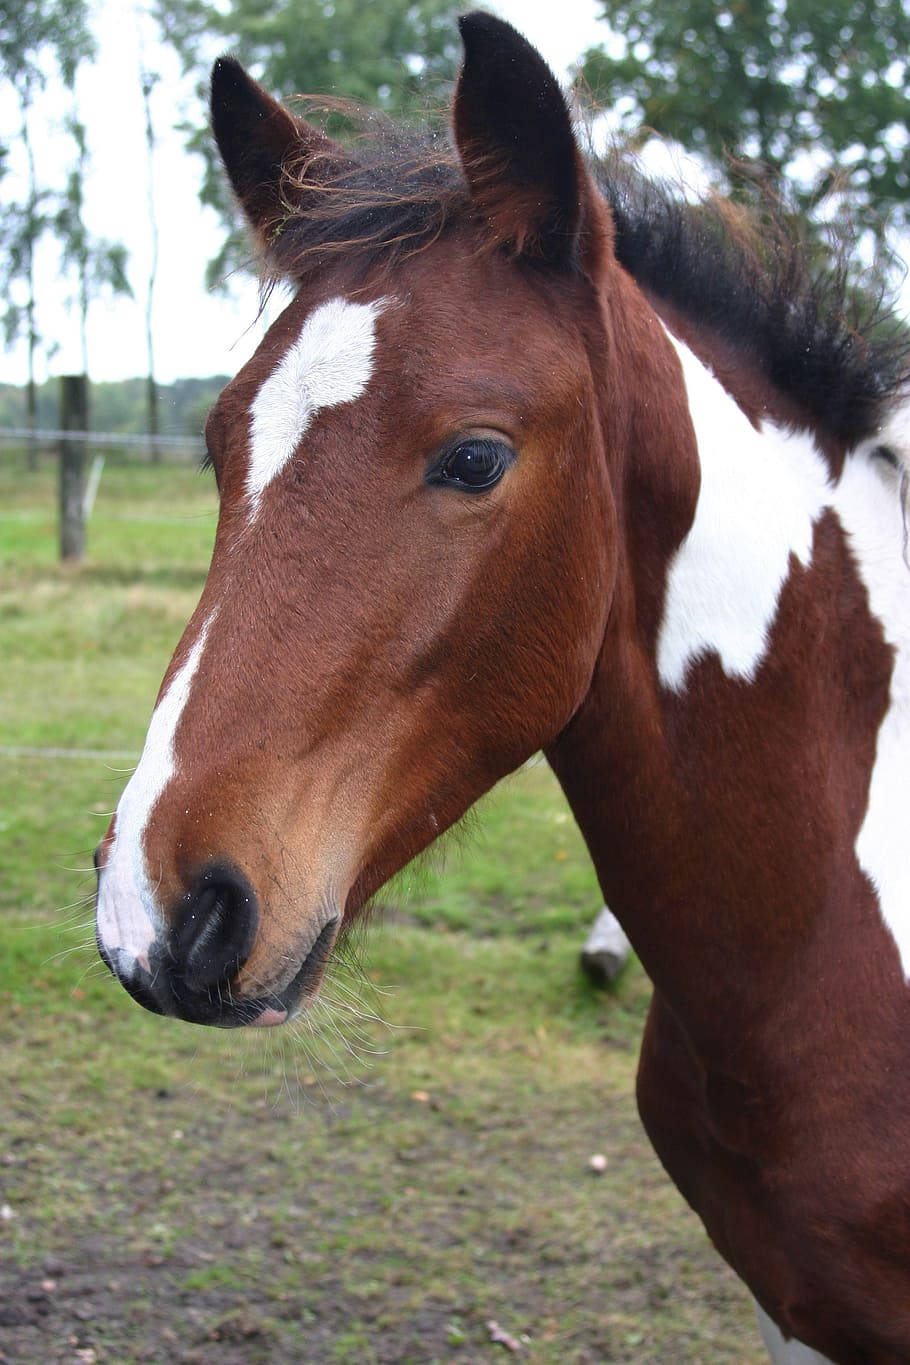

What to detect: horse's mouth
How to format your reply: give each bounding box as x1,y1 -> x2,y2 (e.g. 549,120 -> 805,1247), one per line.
99,915 -> 341,1029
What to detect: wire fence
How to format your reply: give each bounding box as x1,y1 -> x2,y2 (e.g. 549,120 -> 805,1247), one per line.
0,427 -> 204,462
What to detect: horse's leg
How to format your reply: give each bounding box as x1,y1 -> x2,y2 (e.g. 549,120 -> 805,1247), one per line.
580,904 -> 631,984
754,1301 -> 836,1365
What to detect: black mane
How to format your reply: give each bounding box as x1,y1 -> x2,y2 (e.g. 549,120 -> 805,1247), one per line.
598,162 -> 910,449
268,118 -> 909,450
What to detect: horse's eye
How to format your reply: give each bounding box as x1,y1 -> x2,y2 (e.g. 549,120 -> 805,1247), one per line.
429,438 -> 513,493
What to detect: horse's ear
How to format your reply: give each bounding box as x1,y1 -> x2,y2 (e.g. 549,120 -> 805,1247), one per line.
210,56 -> 351,244
453,13 -> 589,268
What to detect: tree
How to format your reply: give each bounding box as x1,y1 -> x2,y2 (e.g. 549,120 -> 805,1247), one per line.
0,100 -> 49,466
0,0 -> 94,462
0,0 -> 92,94
580,0 -> 910,242
154,0 -> 465,286
138,7 -> 161,452
55,114 -> 132,387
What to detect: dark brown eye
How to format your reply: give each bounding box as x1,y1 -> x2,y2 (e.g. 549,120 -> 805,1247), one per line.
428,438 -> 513,493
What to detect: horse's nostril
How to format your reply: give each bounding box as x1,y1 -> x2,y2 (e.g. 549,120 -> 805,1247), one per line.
171,863 -> 258,993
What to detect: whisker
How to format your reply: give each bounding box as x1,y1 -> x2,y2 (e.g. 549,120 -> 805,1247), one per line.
43,935 -> 99,967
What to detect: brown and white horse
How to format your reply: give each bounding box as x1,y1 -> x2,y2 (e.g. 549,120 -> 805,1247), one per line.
95,14 -> 910,1362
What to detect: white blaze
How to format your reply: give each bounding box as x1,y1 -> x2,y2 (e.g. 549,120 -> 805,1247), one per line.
96,615 -> 214,971
246,296 -> 386,515
97,295 -> 386,971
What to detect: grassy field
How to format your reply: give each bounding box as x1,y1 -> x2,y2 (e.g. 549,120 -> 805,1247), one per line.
0,454 -> 764,1364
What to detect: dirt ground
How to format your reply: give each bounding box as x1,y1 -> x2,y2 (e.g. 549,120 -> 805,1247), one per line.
0,1057 -> 764,1365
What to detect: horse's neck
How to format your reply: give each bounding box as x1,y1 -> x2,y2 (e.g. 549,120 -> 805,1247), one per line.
549,323 -> 910,1044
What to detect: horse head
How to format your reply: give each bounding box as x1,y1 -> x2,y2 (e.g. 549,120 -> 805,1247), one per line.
94,15 -> 669,1027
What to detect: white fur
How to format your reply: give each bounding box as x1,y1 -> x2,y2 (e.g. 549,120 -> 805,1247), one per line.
862,402 -> 910,472
657,335 -> 832,689
660,334 -> 910,980
96,615 -> 214,973
834,434 -> 910,976
755,1301 -> 835,1365
246,296 -> 385,515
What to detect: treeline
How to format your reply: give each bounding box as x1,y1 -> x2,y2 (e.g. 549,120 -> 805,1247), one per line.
1,0 -> 468,431
0,375 -> 227,439
5,0 -> 910,427
581,0 -> 910,243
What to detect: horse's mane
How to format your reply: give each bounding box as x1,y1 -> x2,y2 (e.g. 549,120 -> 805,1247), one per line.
267,106 -> 910,450
598,161 -> 910,449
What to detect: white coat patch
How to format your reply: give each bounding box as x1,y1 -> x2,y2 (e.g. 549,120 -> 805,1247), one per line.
246,296 -> 385,515
834,441 -> 910,976
96,614 -> 215,972
659,331 -> 910,979
657,335 -> 832,690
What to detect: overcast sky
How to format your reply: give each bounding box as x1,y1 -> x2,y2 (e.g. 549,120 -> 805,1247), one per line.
0,0 -> 609,391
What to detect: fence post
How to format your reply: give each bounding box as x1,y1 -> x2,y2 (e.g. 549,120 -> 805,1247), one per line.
59,374 -> 88,561
147,374 -> 160,463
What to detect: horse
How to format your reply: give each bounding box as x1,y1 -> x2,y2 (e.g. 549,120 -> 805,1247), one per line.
94,13 -> 910,1362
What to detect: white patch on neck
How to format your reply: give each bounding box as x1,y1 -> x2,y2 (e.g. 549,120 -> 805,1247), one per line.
659,334 -> 910,980
96,614 -> 215,971
833,435 -> 910,976
657,334 -> 832,689
864,402 -> 910,479
246,296 -> 385,516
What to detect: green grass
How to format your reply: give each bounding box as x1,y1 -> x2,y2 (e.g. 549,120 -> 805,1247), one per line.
0,453 -> 764,1364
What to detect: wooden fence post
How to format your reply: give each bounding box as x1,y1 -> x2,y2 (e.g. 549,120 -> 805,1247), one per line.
59,374 -> 88,561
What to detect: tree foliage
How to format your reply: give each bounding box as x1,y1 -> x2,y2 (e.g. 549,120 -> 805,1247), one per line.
581,0 -> 910,239
0,1 -> 96,440
0,0 -> 94,91
154,0 -> 466,285
1,0 -> 129,406
55,117 -> 132,377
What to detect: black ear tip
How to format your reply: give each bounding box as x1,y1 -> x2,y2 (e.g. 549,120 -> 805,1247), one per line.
211,54 -> 243,85
457,11 -> 561,95
210,54 -> 248,111
458,11 -> 508,38
458,10 -> 529,52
